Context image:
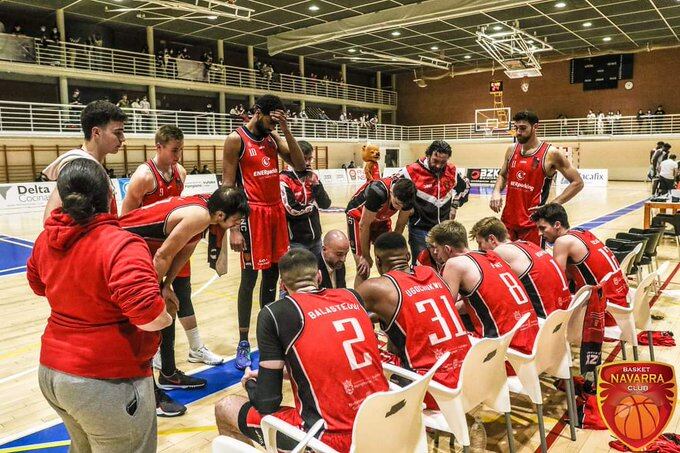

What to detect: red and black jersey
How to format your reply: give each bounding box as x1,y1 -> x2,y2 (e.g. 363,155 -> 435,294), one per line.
279,168 -> 331,244
566,229 -> 629,307
510,240 -> 572,318
501,142 -> 552,229
141,159 -> 184,206
382,266 -> 471,390
404,158 -> 470,230
256,288 -> 388,435
416,248 -> 442,274
236,126 -> 280,205
119,194 -> 209,245
459,251 -> 539,354
345,177 -> 396,221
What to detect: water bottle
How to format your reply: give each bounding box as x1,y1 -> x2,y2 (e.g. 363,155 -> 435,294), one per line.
469,415 -> 487,452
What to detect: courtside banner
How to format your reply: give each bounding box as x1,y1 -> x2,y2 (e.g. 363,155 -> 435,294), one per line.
466,168 -> 500,185
318,169 -> 348,186
0,181 -> 56,212
181,174 -> 219,196
346,168 -> 367,184
597,361 -> 677,451
557,169 -> 608,187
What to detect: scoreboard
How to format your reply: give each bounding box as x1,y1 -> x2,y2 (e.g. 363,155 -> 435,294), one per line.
570,54 -> 634,90
489,80 -> 503,93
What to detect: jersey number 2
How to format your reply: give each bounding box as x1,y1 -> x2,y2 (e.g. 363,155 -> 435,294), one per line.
333,318 -> 372,371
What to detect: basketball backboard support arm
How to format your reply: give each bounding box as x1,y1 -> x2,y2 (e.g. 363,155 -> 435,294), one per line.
476,23 -> 552,79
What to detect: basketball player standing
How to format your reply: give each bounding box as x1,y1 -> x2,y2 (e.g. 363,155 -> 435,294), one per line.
490,110 -> 583,246
221,94 -> 306,369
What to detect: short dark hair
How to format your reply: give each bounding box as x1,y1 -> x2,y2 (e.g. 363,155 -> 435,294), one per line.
81,100 -> 127,140
207,187 -> 250,218
279,247 -> 319,286
254,94 -> 285,115
299,140 -> 314,157
57,158 -> 110,224
657,141 -> 666,147
391,178 -> 416,210
530,203 -> 570,228
425,140 -> 452,157
374,232 -> 408,253
671,154 -> 677,160
155,125 -> 184,145
512,110 -> 539,125
664,143 -> 672,150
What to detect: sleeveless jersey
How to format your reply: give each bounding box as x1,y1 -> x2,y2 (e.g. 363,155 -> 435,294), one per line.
283,289 -> 389,433
459,251 -> 539,354
346,177 -> 396,221
119,194 -> 209,245
566,229 -> 629,307
510,240 -> 572,318
236,126 -> 280,205
141,159 -> 184,206
501,142 -> 552,229
383,266 -> 471,390
416,248 -> 441,274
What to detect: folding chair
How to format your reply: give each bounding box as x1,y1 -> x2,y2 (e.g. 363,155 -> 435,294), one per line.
212,436 -> 261,453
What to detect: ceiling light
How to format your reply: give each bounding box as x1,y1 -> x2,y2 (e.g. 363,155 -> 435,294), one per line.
602,36 -> 611,41
493,25 -> 503,31
308,5 -> 320,11
464,55 -> 471,59
582,21 -> 592,27
348,48 -> 356,53
207,15 -> 217,20
430,45 -> 439,50
391,30 -> 401,37
555,2 -> 566,8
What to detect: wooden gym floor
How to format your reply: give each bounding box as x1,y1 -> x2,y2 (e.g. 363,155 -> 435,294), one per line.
1,180 -> 679,453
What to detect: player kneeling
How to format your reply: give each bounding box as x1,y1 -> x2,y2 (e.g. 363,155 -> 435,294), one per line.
215,248 -> 388,452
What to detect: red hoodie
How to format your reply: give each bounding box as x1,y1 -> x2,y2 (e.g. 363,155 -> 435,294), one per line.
27,210 -> 165,379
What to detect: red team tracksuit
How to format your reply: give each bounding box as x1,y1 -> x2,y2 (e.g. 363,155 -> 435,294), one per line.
566,228 -> 629,376
458,251 -> 539,354
244,289 -> 388,452
510,240 -> 572,318
235,126 -> 289,269
501,142 -> 553,247
382,266 -> 472,408
139,159 -> 191,277
345,177 -> 396,256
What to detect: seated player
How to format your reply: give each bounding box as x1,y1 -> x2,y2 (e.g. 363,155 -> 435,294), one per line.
357,232 -> 471,407
120,187 -> 248,394
431,221 -> 539,355
345,176 -> 416,287
214,249 -> 388,453
470,217 -> 572,318
531,203 -> 628,381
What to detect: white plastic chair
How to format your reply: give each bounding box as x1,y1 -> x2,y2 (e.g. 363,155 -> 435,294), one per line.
566,284 -> 596,344
260,352 -> 450,453
619,243 -> 642,283
652,261 -> 670,294
383,313 -> 531,453
506,289 -> 591,452
605,270 -> 658,361
212,435 -> 260,452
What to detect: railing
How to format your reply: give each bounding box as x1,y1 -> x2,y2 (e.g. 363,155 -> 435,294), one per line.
1,100 -> 680,141
0,33 -> 397,107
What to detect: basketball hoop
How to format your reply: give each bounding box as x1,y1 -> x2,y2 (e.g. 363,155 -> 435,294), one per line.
483,127 -> 495,138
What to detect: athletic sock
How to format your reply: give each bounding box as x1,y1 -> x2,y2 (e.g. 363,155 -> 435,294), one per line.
239,330 -> 249,342
185,327 -> 203,351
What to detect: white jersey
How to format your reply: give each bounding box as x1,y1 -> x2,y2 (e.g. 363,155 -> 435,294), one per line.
43,148 -> 99,180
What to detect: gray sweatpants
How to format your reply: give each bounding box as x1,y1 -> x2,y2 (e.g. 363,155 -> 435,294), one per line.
38,366 -> 157,453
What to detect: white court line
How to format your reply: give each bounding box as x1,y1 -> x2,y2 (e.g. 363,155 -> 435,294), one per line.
191,274 -> 219,298
0,265 -> 27,273
0,366 -> 38,385
0,418 -> 63,446
0,232 -> 34,243
0,238 -> 33,249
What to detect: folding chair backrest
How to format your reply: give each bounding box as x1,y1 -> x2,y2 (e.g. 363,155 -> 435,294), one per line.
350,352 -> 449,453
535,290 -> 590,376
456,313 -> 530,413
619,244 -> 642,276
632,272 -> 657,330
212,436 -> 261,453
566,271 -> 614,345
656,261 -> 671,280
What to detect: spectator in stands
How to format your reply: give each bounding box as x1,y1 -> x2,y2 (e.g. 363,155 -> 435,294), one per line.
613,109 -> 622,134
658,154 -> 677,195
200,165 -> 211,174
71,89 -> 81,105
655,105 -> 666,116
646,109 -> 654,133
320,110 -> 330,120
39,25 -> 49,47
190,166 -> 199,175
655,105 -> 666,132
51,26 -> 59,43
299,110 -> 308,119
205,103 -> 215,134
131,97 -> 142,131
117,94 -> 130,109
339,112 -> 347,122
348,161 -> 355,168
139,95 -> 151,130
586,109 -> 596,134
229,105 -> 238,115
596,111 -> 605,134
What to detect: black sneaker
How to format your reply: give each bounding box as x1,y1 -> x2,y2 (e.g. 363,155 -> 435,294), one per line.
155,387 -> 187,417
158,369 -> 207,390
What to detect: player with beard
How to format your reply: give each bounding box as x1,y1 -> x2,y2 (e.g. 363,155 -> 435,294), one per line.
489,111 -> 583,247
221,94 -> 306,370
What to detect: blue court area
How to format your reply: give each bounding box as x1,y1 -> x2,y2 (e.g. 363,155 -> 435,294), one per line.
0,234 -> 33,277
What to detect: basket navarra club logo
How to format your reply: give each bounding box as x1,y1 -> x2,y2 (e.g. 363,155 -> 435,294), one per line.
597,361 -> 677,451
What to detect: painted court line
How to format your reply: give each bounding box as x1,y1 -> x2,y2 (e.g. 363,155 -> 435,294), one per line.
0,198 -> 649,452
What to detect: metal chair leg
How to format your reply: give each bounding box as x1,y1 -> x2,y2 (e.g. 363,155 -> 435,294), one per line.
434,430 -> 440,449
565,372 -> 577,441
536,403 -> 548,453
621,341 -> 627,360
449,433 -> 455,452
675,235 -> 680,260
505,413 -> 516,453
648,331 -> 656,361
633,345 -> 639,361
463,445 -> 470,453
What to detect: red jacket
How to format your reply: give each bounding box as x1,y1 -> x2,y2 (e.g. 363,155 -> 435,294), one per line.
27,210 -> 165,379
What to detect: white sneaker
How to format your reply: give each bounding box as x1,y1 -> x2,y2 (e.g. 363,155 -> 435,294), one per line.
152,349 -> 162,370
188,345 -> 224,365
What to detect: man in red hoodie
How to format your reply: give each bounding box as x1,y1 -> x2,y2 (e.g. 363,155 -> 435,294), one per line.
28,159 -> 172,452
